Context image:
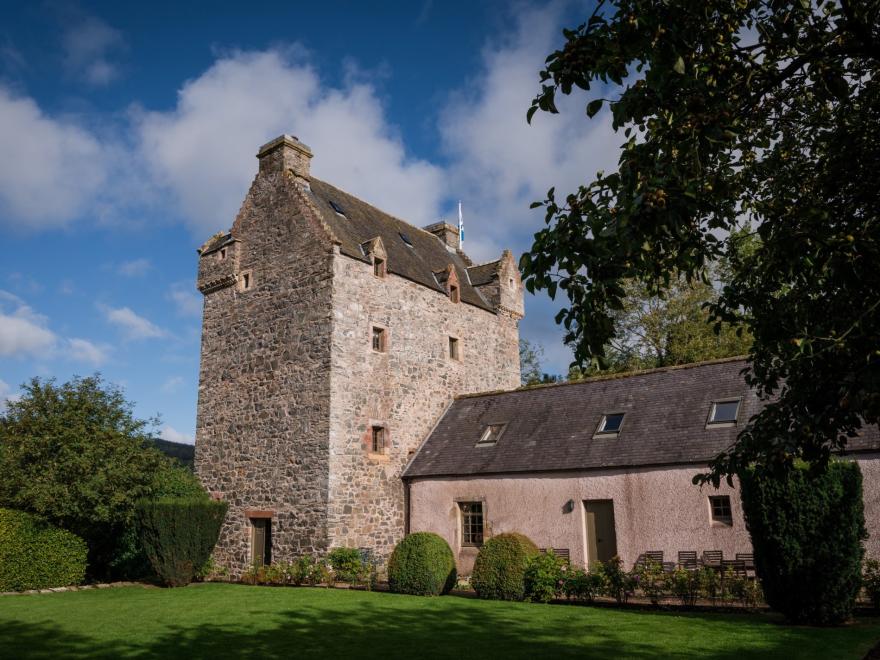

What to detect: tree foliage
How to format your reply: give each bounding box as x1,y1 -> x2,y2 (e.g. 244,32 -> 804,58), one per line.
519,339 -> 545,385
0,375 -> 205,576
522,0 -> 880,481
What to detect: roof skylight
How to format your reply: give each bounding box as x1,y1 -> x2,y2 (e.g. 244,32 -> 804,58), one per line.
476,423 -> 506,447
708,399 -> 740,425
596,413 -> 624,435
329,200 -> 346,215
399,232 -> 414,247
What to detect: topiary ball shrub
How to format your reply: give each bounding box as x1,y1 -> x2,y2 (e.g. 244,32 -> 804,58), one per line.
471,532 -> 539,601
388,532 -> 457,596
740,460 -> 867,625
135,497 -> 228,587
0,508 -> 87,591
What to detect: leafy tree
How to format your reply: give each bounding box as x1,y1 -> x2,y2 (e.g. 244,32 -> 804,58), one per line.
519,339 -> 545,385
522,0 -> 880,482
0,375 -> 204,576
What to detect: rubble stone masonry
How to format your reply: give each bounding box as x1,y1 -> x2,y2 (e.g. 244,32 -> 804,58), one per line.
195,135 -> 522,574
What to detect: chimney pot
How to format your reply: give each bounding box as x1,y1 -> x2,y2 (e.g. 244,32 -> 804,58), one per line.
257,134 -> 313,181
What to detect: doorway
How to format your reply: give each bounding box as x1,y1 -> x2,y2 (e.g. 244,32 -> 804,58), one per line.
250,517 -> 272,566
584,500 -> 617,567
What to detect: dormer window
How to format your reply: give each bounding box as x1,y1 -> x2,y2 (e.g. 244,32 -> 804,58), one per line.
708,399 -> 740,425
476,423 -> 506,447
449,283 -> 460,304
596,413 -> 624,436
373,256 -> 386,278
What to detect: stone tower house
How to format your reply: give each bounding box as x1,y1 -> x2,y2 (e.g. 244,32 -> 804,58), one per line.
195,135 -> 523,574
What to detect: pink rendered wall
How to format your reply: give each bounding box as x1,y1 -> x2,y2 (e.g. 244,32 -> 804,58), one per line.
408,455 -> 880,575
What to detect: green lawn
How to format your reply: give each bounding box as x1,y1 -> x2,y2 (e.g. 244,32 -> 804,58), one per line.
1,583 -> 878,659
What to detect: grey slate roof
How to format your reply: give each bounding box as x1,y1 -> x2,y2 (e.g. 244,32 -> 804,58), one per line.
403,358 -> 880,478
307,179 -> 493,312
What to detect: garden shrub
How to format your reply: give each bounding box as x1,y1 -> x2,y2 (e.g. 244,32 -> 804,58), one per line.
699,566 -> 720,604
523,550 -> 566,603
563,567 -> 602,602
0,508 -> 87,591
471,532 -> 539,601
387,532 -> 457,596
739,460 -> 867,624
863,559 -> 880,608
595,556 -> 635,604
670,567 -> 701,607
327,547 -> 365,584
631,558 -> 667,604
288,555 -> 331,586
135,497 -> 228,587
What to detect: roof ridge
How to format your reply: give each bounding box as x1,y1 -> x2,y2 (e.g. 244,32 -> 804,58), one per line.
455,355 -> 750,400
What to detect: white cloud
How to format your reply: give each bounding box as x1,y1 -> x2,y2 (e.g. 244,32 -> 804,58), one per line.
160,425 -> 194,445
0,379 -> 21,413
117,258 -> 152,277
134,48 -> 445,236
0,87 -> 108,230
439,2 -> 620,263
160,376 -> 184,393
62,16 -> 125,86
101,305 -> 165,340
168,281 -> 202,317
66,338 -> 110,366
0,290 -> 57,357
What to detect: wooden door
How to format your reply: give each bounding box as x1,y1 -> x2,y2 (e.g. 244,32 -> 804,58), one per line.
251,518 -> 272,566
584,500 -> 618,567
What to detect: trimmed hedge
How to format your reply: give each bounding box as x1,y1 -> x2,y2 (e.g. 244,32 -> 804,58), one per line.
471,532 -> 539,601
740,461 -> 867,624
388,532 -> 457,596
0,508 -> 87,591
135,497 -> 228,587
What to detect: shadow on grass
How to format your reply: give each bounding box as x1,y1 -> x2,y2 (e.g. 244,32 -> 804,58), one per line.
0,589 -> 876,660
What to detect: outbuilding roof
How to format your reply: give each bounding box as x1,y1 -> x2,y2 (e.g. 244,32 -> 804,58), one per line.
403,357 -> 880,478
306,179 -> 494,312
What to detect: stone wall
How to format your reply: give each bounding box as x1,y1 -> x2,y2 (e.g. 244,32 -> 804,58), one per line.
326,251 -> 522,558
195,168 -> 336,576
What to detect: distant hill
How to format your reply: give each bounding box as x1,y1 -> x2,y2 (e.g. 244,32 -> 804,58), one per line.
150,438 -> 195,469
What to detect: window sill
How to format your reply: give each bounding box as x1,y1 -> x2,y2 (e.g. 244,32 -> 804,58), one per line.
367,452 -> 391,462
711,520 -> 733,528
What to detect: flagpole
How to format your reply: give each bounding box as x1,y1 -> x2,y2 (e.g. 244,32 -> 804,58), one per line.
458,200 -> 463,249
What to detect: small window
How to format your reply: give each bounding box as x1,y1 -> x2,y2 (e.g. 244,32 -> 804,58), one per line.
509,277 -> 514,289
399,232 -> 413,247
372,327 -> 387,353
709,399 -> 740,425
239,271 -> 253,292
448,336 -> 460,360
373,257 -> 386,278
219,247 -> 227,260
459,502 -> 484,546
596,413 -> 624,435
709,495 -> 733,525
371,426 -> 386,453
476,424 -> 506,447
329,200 -> 345,215
449,283 -> 460,304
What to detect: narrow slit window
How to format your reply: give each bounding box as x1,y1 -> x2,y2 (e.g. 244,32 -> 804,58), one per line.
597,413 -> 624,435
372,327 -> 387,353
371,426 -> 386,453
219,247 -> 227,260
448,336 -> 460,360
709,495 -> 733,525
709,399 -> 740,424
476,424 -> 506,447
373,257 -> 386,278
449,283 -> 460,304
459,502 -> 484,547
239,271 -> 253,292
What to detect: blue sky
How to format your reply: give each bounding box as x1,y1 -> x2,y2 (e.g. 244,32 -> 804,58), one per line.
0,0 -> 619,444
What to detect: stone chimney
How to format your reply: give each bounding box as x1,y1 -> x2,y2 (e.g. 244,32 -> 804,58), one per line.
257,135 -> 312,184
422,222 -> 460,250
